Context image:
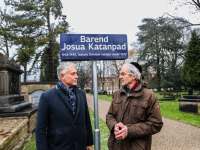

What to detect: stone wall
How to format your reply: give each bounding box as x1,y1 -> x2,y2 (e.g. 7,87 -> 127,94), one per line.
21,82 -> 57,103
28,112 -> 37,133
0,111 -> 37,150
21,85 -> 29,102
0,82 -> 58,149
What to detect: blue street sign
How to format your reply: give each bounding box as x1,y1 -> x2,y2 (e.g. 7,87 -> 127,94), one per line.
60,34 -> 128,60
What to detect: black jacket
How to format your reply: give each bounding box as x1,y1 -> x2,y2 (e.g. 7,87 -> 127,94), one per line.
36,83 -> 93,150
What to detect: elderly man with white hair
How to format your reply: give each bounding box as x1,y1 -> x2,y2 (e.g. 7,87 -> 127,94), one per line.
106,62 -> 163,150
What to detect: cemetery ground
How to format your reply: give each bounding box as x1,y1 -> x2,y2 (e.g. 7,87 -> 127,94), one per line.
23,108 -> 109,150
24,92 -> 200,150
95,92 -> 200,128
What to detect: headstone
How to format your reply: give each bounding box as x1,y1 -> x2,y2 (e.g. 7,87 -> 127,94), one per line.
178,95 -> 200,114
31,90 -> 44,104
0,53 -> 32,113
188,89 -> 193,95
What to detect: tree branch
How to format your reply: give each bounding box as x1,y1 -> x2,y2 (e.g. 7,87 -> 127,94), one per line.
0,49 -> 6,54
192,0 -> 200,9
162,12 -> 200,27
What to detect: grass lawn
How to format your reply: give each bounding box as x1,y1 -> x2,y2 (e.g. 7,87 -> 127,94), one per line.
159,101 -> 200,127
89,108 -> 109,150
154,92 -> 200,127
89,93 -> 112,102
91,91 -> 200,128
24,135 -> 36,150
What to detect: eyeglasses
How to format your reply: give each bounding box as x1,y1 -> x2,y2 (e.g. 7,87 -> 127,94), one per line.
119,72 -> 133,76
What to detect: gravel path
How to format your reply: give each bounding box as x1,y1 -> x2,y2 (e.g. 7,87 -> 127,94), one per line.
86,94 -> 200,150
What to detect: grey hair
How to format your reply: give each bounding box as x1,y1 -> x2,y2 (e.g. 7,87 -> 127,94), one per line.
123,63 -> 141,81
57,62 -> 76,80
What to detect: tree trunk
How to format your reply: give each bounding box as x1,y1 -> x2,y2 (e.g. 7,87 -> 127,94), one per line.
46,2 -> 54,81
102,61 -> 105,90
48,46 -> 54,81
23,62 -> 27,82
5,39 -> 9,57
156,45 -> 161,92
161,48 -> 165,78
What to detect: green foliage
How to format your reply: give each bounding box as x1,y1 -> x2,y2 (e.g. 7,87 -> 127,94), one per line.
161,67 -> 185,91
146,84 -> 157,90
3,0 -> 48,81
182,30 -> 200,90
136,17 -> 187,91
40,42 -> 59,81
0,8 -> 15,57
3,0 -> 68,81
39,0 -> 68,81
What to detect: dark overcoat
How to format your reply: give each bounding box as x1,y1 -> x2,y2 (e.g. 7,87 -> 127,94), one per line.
36,84 -> 93,150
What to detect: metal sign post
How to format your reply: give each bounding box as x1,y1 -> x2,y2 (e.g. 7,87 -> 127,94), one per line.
92,60 -> 100,150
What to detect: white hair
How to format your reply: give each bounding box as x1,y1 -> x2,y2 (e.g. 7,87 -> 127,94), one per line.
57,62 -> 76,80
123,63 -> 141,81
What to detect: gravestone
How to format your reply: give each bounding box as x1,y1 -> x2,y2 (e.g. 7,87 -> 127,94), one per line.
31,90 -> 44,104
0,53 -> 34,114
178,95 -> 200,114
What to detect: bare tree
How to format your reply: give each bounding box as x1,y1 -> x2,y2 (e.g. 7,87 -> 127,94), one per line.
96,60 -> 114,90
108,50 -> 137,89
164,0 -> 200,27
76,61 -> 92,90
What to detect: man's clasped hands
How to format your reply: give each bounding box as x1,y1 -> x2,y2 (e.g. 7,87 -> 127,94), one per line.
114,122 -> 128,140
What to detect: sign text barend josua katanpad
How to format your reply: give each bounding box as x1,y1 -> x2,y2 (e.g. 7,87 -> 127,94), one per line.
60,34 -> 128,60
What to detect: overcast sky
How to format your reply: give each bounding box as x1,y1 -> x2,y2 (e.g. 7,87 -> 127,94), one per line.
61,0 -> 171,46
1,0 -> 198,80
1,0 -> 197,49
61,0 -> 200,48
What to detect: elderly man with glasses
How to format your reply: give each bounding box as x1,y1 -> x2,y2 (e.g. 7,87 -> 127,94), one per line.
106,62 -> 163,150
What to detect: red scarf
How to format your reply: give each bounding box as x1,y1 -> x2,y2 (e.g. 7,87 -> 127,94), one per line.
132,82 -> 138,90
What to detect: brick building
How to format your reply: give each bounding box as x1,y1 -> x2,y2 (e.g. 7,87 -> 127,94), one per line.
84,76 -> 120,94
